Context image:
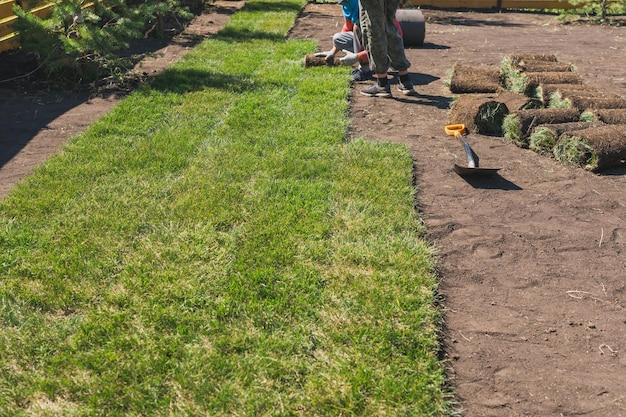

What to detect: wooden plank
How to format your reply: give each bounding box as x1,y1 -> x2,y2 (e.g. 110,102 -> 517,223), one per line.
0,15 -> 17,38
501,0 -> 578,8
408,0 -> 584,8
30,2 -> 55,18
408,0 -> 498,7
0,1 -> 55,22
0,0 -> 16,20
0,31 -> 19,52
19,0 -> 47,12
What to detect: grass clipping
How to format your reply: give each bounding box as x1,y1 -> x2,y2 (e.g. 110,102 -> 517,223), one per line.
449,94 -> 509,134
554,124 -> 626,171
503,108 -> 581,148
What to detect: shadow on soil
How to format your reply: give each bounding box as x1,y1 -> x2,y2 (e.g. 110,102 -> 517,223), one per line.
0,89 -> 91,170
457,172 -> 523,190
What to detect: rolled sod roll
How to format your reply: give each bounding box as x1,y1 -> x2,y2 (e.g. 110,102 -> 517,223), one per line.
593,109 -> 626,124
449,94 -> 509,134
449,64 -> 502,94
554,124 -> 626,172
516,60 -> 574,73
502,108 -> 581,148
507,53 -> 558,66
523,72 -> 583,95
547,91 -> 622,109
566,96 -> 626,112
529,121 -> 605,156
538,83 -> 600,104
305,54 -> 342,67
494,90 -> 542,111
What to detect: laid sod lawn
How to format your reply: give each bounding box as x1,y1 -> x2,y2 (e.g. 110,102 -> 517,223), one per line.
0,0 -> 450,415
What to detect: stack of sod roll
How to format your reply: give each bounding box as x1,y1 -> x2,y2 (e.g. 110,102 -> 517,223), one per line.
447,53 -> 626,173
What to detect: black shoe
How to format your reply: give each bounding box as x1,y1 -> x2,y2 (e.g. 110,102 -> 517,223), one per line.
360,83 -> 391,98
397,80 -> 416,96
351,68 -> 372,81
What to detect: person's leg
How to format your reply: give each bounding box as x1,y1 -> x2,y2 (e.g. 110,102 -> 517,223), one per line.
384,0 -> 410,73
333,31 -> 355,53
360,0 -> 391,96
357,60 -> 371,74
347,24 -> 371,80
352,24 -> 363,55
351,66 -> 372,81
395,69 -> 415,95
383,0 -> 415,95
335,31 -> 365,67
359,0 -> 389,75
360,76 -> 391,97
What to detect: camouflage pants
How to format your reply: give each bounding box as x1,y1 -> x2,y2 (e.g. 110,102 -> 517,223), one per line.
359,0 -> 410,74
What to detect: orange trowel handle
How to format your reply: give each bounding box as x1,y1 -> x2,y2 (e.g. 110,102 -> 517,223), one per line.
444,123 -> 476,168
444,124 -> 467,139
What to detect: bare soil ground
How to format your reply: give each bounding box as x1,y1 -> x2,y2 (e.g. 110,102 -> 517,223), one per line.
1,2 -> 626,416
291,4 -> 626,416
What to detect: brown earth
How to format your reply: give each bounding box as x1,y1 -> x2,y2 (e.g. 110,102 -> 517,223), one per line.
292,5 -> 626,416
2,2 -> 626,416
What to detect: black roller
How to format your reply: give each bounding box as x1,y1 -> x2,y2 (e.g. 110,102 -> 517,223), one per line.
395,9 -> 426,47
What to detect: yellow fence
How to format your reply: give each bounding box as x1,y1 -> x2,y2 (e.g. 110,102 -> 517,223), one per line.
0,0 -> 587,53
408,0 -> 580,9
0,0 -> 57,52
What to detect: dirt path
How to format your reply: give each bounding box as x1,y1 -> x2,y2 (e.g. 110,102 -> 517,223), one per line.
291,5 -> 626,416
1,3 -> 625,416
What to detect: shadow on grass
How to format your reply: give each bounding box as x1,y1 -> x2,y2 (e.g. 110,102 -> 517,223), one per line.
217,27 -> 288,42
149,65 -> 295,96
149,67 -> 261,94
243,0 -> 303,13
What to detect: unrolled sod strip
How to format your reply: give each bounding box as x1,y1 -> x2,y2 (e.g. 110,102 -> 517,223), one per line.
529,121 -> 605,156
304,54 -> 342,67
554,124 -> 626,172
502,108 -> 581,148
